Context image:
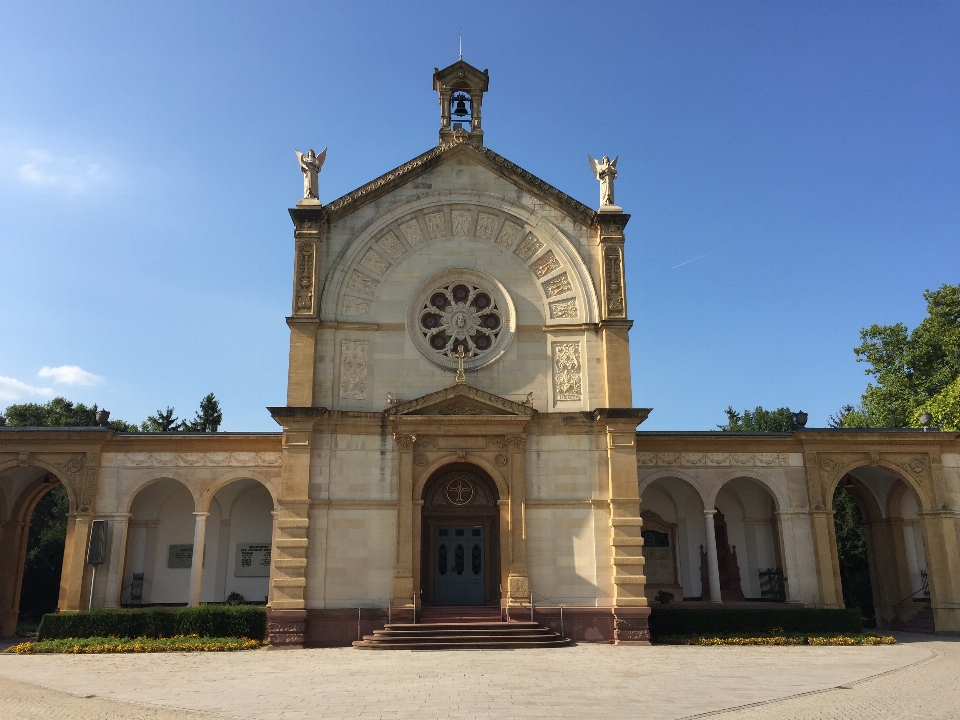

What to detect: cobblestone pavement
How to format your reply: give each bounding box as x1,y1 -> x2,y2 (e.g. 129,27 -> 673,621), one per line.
0,634 -> 956,720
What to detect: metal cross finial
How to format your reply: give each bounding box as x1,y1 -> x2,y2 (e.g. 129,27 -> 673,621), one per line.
453,346 -> 467,384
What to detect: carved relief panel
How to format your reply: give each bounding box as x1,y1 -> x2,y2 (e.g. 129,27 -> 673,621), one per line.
603,245 -> 626,318
552,341 -> 582,403
339,340 -> 368,400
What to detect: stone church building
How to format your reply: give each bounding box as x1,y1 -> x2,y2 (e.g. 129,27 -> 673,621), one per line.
2,61 -> 959,646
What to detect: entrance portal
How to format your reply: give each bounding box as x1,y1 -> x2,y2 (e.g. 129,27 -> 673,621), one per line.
434,525 -> 485,605
421,465 -> 499,607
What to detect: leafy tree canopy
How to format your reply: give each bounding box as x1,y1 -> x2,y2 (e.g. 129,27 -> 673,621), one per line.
2,397 -> 138,432
719,406 -> 800,432
851,283 -> 960,430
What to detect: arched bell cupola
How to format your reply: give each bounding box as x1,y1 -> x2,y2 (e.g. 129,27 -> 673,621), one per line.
434,59 -> 489,145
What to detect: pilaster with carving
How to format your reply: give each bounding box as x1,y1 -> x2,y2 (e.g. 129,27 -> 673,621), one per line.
506,434 -> 530,606
393,433 -> 417,607
287,207 -> 324,407
595,213 -> 633,407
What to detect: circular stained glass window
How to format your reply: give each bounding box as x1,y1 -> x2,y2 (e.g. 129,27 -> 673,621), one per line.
408,269 -> 515,372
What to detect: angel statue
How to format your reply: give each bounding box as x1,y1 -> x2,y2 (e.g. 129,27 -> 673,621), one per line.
295,148 -> 327,201
588,155 -> 619,209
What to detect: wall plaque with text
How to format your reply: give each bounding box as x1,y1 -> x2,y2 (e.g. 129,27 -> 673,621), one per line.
235,543 -> 271,577
167,544 -> 194,568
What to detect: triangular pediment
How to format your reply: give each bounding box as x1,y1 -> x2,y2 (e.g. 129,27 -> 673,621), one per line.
321,137 -> 596,226
387,384 -> 536,418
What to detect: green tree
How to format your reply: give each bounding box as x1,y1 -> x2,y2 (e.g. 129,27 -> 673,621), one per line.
141,406 -> 180,432
719,406 -> 800,432
184,393 -> 222,432
853,283 -> 960,430
833,486 -> 875,627
17,484 -> 69,624
2,397 -> 138,432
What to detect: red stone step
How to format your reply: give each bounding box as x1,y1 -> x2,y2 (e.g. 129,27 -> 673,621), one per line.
352,618 -> 570,650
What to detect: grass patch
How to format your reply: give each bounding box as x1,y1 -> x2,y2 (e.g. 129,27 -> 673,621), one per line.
4,635 -> 262,654
655,632 -> 896,646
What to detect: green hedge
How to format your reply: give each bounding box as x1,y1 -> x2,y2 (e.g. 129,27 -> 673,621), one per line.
37,606 -> 267,641
649,608 -> 862,639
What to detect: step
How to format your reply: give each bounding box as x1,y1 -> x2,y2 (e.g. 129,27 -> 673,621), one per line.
386,622 -> 539,631
353,639 -> 571,650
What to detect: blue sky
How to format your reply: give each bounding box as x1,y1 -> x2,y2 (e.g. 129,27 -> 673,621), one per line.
1,1 -> 957,431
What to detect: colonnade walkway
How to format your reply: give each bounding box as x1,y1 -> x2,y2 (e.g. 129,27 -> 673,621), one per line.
1,634 -> 957,719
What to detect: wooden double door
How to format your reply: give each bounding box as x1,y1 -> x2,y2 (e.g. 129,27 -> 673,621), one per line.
433,525 -> 485,606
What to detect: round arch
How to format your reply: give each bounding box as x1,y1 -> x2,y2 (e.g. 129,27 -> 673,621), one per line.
414,454 -> 508,501
825,460 -> 932,514
705,471 -> 788,514
322,190 -> 600,326
121,473 -> 201,516
197,470 -> 280,514
639,469 -> 709,506
0,459 -> 77,515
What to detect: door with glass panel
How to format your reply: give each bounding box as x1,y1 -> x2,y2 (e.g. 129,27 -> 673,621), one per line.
434,525 -> 485,605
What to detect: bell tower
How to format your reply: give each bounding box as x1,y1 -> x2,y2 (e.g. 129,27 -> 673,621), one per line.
433,60 -> 489,145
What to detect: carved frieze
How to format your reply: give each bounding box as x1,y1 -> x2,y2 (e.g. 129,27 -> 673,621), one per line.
553,342 -> 582,402
636,452 -> 790,467
437,402 -> 484,416
295,242 -> 315,312
542,272 -> 573,298
360,249 -> 390,277
425,212 -> 446,239
415,436 -> 438,450
496,221 -> 522,248
514,233 -> 543,261
475,213 -> 497,239
532,250 -> 561,279
341,296 -> 371,317
115,452 -> 282,467
347,271 -> 379,296
339,340 -> 368,400
604,246 -> 625,317
452,210 -> 471,236
399,219 -> 424,246
549,299 -> 578,319
376,231 -> 406,260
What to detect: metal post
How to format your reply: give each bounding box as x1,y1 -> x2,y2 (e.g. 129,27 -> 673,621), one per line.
530,591 -> 534,622
87,566 -> 97,611
413,590 -> 416,624
560,606 -> 564,638
357,608 -> 361,642
388,594 -> 392,625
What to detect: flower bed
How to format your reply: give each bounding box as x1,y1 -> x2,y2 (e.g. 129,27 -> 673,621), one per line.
4,635 -> 262,654
656,633 -> 896,646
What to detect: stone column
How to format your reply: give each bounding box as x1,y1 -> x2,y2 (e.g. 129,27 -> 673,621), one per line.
59,512 -> 92,611
188,512 -> 209,606
0,519 -> 28,637
392,433 -> 416,608
703,511 -> 722,603
920,510 -> 960,632
101,513 -> 130,609
506,434 -> 530,606
596,213 -> 633,408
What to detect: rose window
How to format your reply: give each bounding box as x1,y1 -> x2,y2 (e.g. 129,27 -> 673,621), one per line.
408,270 -> 515,372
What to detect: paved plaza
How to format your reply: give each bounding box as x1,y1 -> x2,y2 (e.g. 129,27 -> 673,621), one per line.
1,634 -> 958,719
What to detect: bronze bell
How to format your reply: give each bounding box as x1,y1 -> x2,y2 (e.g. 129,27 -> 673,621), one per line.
453,98 -> 468,117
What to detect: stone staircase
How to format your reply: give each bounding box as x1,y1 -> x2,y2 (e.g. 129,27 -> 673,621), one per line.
898,601 -> 935,634
353,605 -> 571,649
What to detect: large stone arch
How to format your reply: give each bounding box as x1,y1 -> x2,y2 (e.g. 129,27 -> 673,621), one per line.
706,470 -> 788,514
322,191 -> 600,326
121,473 -> 201,516
197,469 -> 280,513
823,458 -> 933,514
413,453 -> 509,502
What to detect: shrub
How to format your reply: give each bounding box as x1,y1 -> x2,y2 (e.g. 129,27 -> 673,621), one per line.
37,605 -> 266,641
649,608 -> 862,640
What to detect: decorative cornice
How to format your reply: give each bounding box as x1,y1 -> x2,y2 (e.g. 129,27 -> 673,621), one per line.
321,137 -> 598,226
592,408 -> 651,424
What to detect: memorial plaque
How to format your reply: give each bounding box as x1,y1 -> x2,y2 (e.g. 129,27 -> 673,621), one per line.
167,544 -> 194,568
235,543 -> 271,577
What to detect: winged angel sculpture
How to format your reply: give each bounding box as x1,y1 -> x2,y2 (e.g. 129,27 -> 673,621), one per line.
296,148 -> 327,201
588,155 -> 618,208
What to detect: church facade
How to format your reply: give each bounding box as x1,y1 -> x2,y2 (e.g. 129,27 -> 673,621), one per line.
2,61 -> 959,645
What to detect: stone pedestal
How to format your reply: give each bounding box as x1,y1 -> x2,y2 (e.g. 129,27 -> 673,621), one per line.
613,606 -> 651,645
267,609 -> 307,649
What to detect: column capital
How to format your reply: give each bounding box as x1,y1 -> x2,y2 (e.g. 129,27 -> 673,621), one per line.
702,509 -> 717,517
192,511 -> 210,518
